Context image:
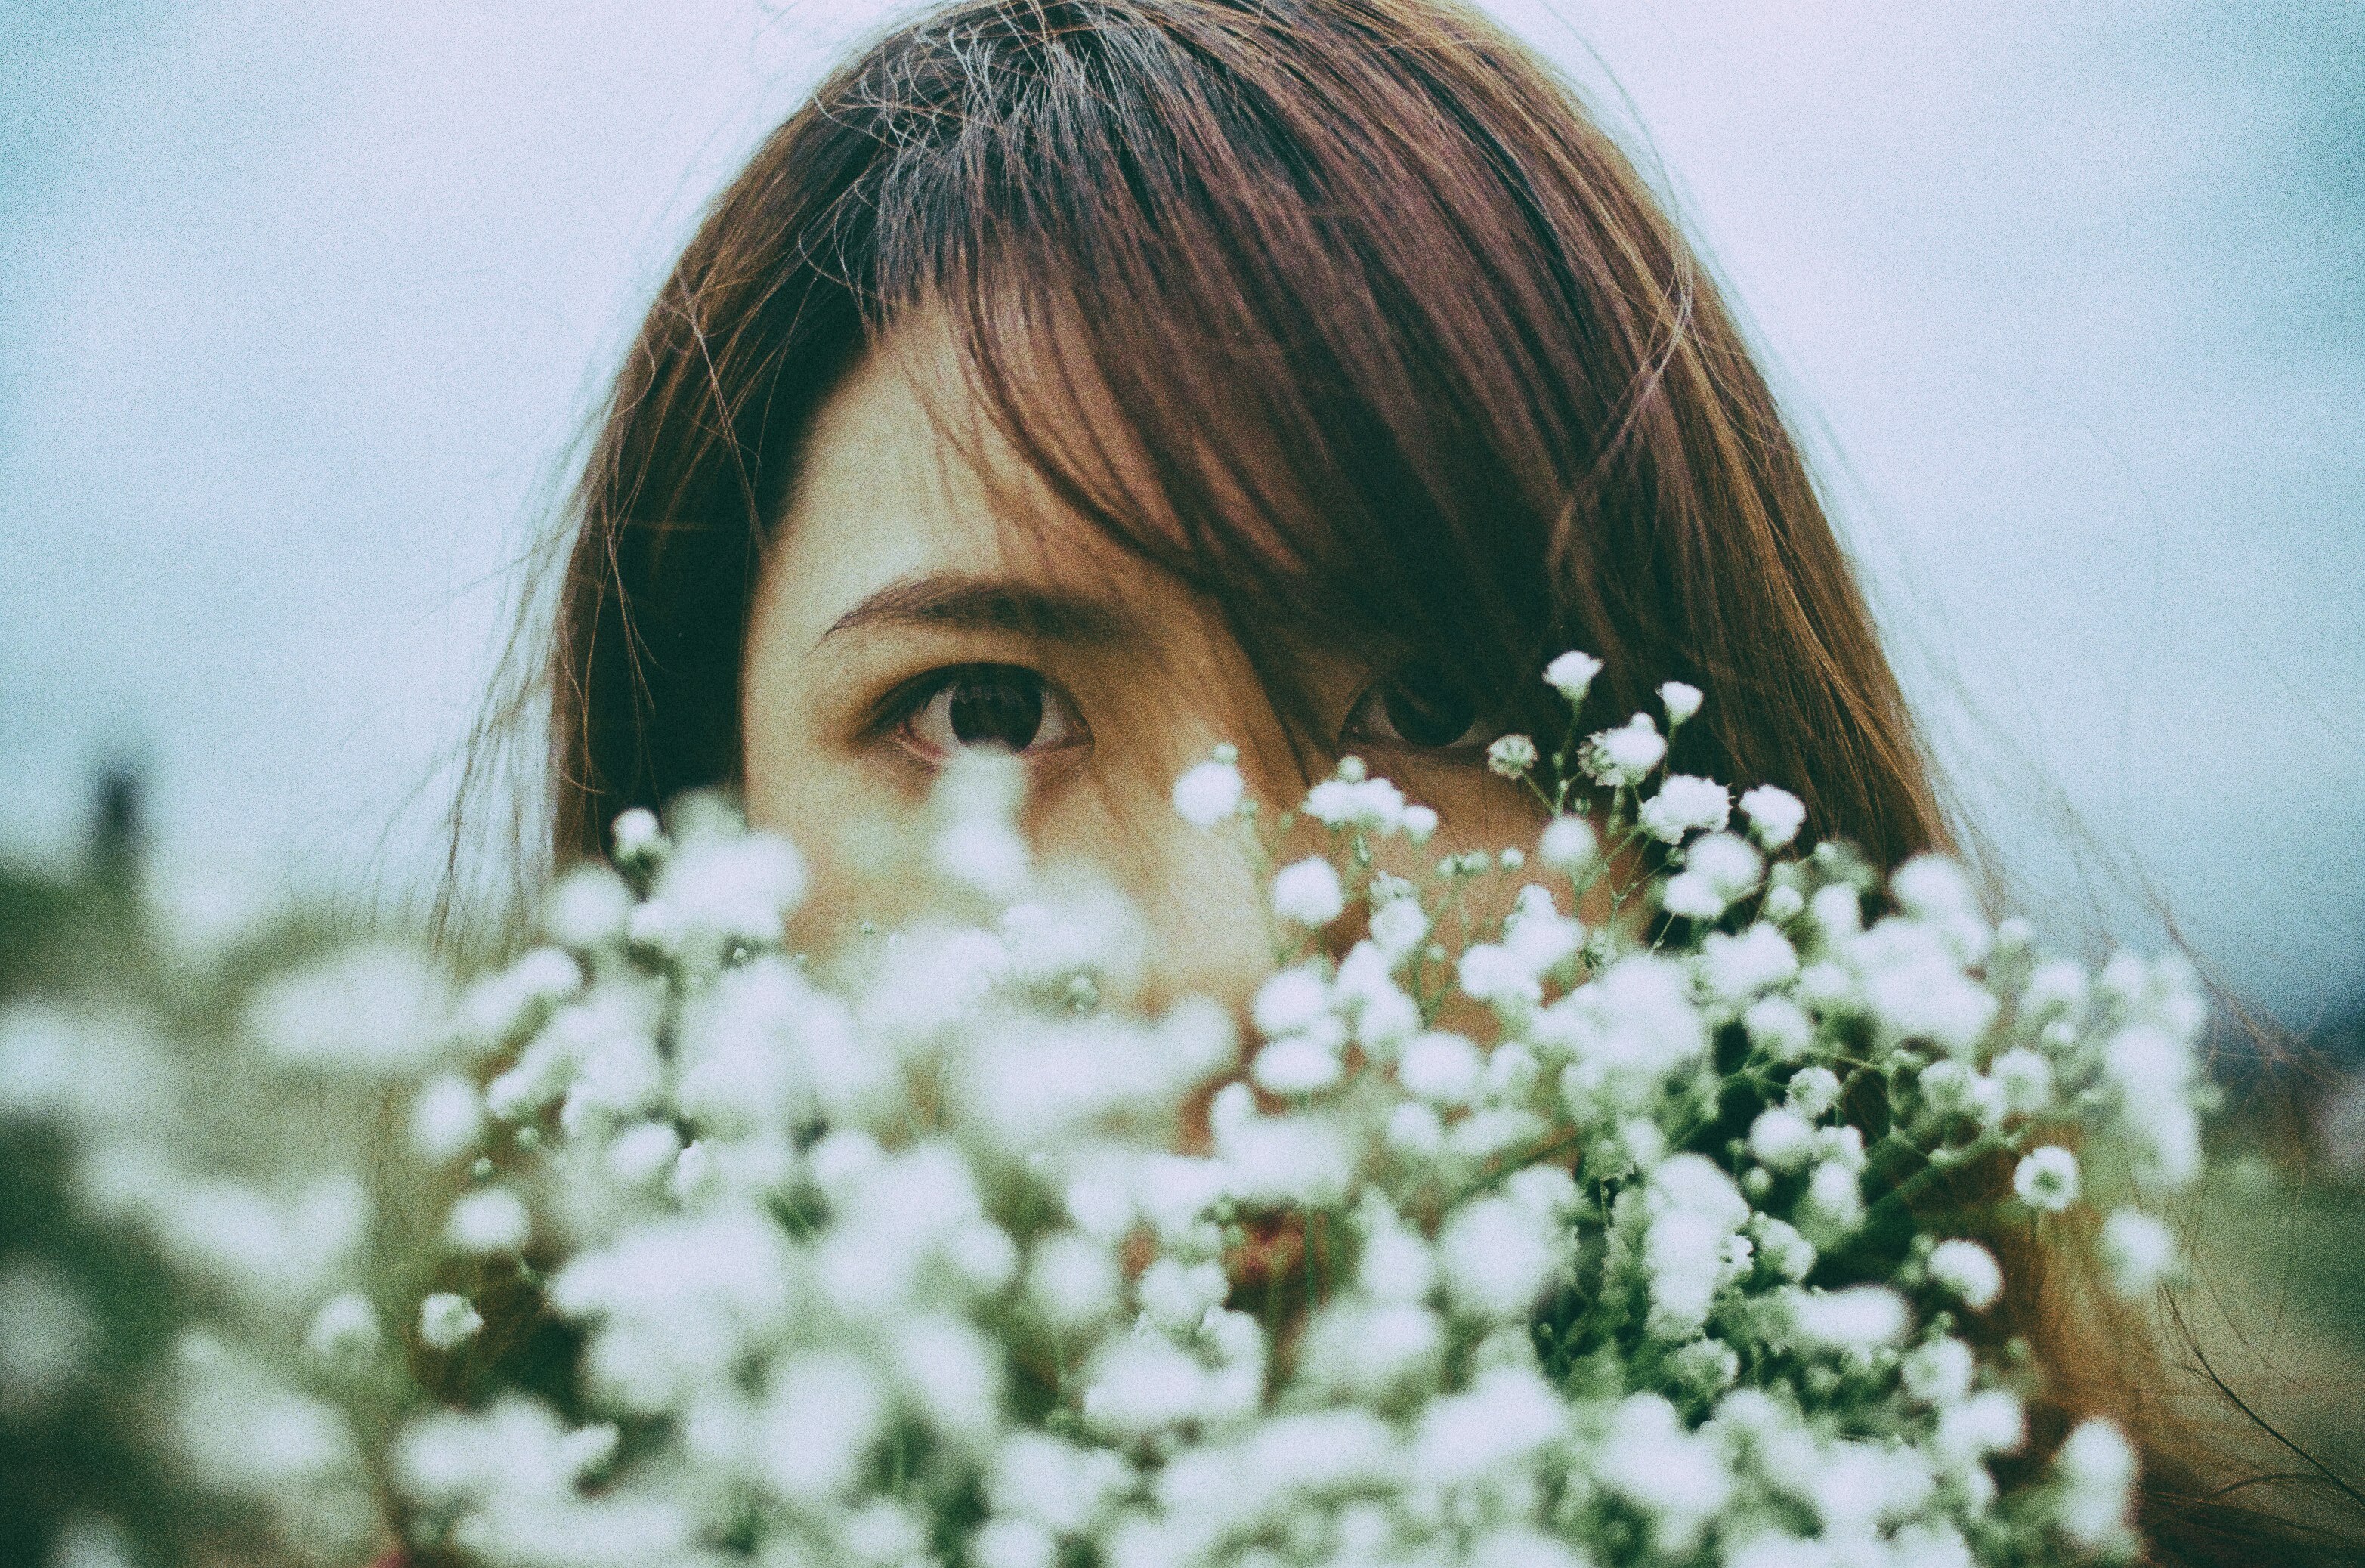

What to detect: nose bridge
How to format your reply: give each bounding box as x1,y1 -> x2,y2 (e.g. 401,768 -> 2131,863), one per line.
1127,794 -> 1276,1014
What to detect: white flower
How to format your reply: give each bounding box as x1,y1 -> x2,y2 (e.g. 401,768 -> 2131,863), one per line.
1400,803 -> 1439,843
1787,1285 -> 1909,1356
1173,759 -> 1246,827
1538,815 -> 1597,874
1787,1065 -> 1842,1118
305,1294 -> 381,1365
1487,734 -> 1539,777
1934,1388 -> 2025,1467
1544,650 -> 1603,702
1544,954 -> 1708,1113
1368,895 -> 1429,957
1458,943 -> 1539,1008
1595,1393 -> 1732,1554
1738,784 -> 1807,849
972,1520 -> 1056,1568
410,1075 -> 483,1161
610,807 -> 662,860
1798,1160 -> 1865,1242
1926,1239 -> 2003,1310
1398,1031 -> 1482,1106
1743,995 -> 1815,1061
1080,1337 -> 1208,1443
1643,1155 -> 1750,1339
1584,716 -> 1666,786
1659,681 -> 1702,725
2100,1209 -> 2178,1297
0,1260 -> 97,1413
1251,965 -> 1328,1037
651,830 -> 807,948
447,1188 -> 530,1254
760,1351 -> 885,1501
1686,832 -> 1763,898
545,864 -> 635,950
1700,923 -> 1799,1002
1989,1048 -> 2054,1116
1027,1232 -> 1121,1333
1304,775 -> 1408,832
1900,1338 -> 1975,1406
987,1432 -> 1128,1536
419,1293 -> 484,1350
1437,1195 -> 1559,1320
2013,1146 -> 2079,1212
1411,1363 -> 1566,1487
1639,775 -> 1731,843
1748,1108 -> 1816,1172
2053,1418 -> 2138,1551
1660,873 -> 1725,921
1853,918 -> 1997,1054
1251,1032 -> 1343,1095
1271,858 -> 1345,927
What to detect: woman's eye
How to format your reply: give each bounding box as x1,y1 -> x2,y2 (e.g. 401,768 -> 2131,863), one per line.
1340,666 -> 1487,750
892,664 -> 1087,760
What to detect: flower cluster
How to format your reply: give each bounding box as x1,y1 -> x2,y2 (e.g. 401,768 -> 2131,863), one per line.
0,660 -> 2216,1568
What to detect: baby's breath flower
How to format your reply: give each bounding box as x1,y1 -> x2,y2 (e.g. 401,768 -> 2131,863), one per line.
545,864 -> 635,951
1437,1195 -> 1558,1320
1172,759 -> 1246,827
1786,1065 -> 1843,1118
1639,775 -> 1731,843
1399,803 -> 1439,843
1738,784 -> 1807,849
2054,1418 -> 2138,1552
610,806 -> 663,862
304,1294 -> 381,1366
1368,895 -> 1428,958
1658,680 -> 1703,726
1935,1388 -> 2026,1467
1900,1337 -> 1975,1406
446,1188 -> 530,1255
1744,994 -> 1815,1061
2099,1208 -> 2178,1297
408,1075 -> 482,1161
1397,1031 -> 1482,1106
1748,1107 -> 1816,1172
1270,858 -> 1345,927
1486,733 -> 1538,778
1538,815 -> 1597,874
1926,1239 -> 2004,1310
1583,714 -> 1667,786
2014,1146 -> 2080,1212
418,1293 -> 483,1350
1543,649 -> 1603,702
1788,1285 -> 1910,1355
1989,1047 -> 2054,1116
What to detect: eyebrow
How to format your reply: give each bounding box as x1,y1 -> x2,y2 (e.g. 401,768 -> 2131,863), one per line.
816,571 -> 1134,649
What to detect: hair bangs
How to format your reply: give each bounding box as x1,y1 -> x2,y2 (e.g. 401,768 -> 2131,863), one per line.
842,0 -> 1609,745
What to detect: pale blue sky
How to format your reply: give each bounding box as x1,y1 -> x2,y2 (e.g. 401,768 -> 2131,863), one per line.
3,1 -> 2359,1021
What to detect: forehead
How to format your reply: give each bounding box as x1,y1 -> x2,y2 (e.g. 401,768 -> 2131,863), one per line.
762,306 -> 1160,642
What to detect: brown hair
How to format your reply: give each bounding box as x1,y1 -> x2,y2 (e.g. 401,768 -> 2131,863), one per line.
487,0 -> 2334,1558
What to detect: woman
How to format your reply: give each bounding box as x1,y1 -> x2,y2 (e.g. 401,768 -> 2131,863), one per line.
490,0 -> 2335,1558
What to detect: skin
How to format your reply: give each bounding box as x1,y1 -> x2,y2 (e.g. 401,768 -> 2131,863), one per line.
740,309 -> 1548,1011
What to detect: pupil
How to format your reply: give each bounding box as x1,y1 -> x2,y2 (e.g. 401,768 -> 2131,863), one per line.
948,669 -> 1045,750
1382,667 -> 1476,748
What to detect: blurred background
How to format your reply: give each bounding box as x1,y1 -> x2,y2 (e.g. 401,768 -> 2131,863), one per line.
2,0 -> 2359,1014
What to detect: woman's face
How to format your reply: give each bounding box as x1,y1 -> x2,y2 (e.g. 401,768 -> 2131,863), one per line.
740,311 -> 1542,1008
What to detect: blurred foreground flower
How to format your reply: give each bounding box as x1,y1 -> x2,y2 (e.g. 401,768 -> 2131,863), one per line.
0,662 -> 2218,1568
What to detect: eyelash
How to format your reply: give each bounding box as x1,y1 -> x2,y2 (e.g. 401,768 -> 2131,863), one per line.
870,663 -> 1090,763
1339,669 -> 1491,753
